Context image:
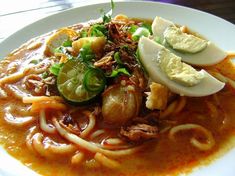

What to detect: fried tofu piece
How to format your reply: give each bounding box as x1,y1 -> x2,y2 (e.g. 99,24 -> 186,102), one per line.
44,28 -> 78,56
146,82 -> 169,110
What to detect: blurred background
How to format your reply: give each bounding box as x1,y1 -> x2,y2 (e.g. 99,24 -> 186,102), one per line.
0,0 -> 235,43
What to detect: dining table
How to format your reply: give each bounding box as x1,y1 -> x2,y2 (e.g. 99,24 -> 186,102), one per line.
0,0 -> 235,45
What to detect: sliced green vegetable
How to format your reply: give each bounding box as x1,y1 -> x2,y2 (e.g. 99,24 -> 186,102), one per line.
101,0 -> 115,24
62,40 -> 72,47
114,52 -> 122,64
109,68 -> 130,77
80,30 -> 88,38
78,43 -> 95,63
135,48 -> 148,74
141,23 -> 152,35
90,24 -> 107,37
53,45 -> 74,60
121,45 -> 129,50
49,63 -> 63,76
42,72 -> 48,79
132,27 -> 150,41
83,68 -> 106,92
29,59 -> 39,65
57,59 -> 104,104
54,46 -> 67,54
129,25 -> 138,34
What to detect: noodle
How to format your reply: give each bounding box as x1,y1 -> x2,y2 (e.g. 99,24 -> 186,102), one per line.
4,106 -> 36,126
0,87 -> 7,99
205,101 -> 218,118
30,65 -> 50,75
105,138 -> 124,145
5,85 -> 30,100
71,152 -> 85,165
23,96 -> 64,104
94,153 -> 120,169
174,96 -> 187,114
84,159 -> 101,168
169,124 -> 215,151
94,143 -> 131,150
0,71 -> 24,85
31,132 -> 78,157
90,130 -> 105,139
80,111 -> 96,138
39,110 -> 56,134
44,138 -> 77,154
32,133 -> 54,158
30,101 -> 67,113
26,126 -> 38,152
209,71 -> 235,90
160,100 -> 178,118
53,118 -> 143,158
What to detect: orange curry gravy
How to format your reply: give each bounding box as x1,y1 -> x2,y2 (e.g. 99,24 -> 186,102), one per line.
1,21 -> 235,176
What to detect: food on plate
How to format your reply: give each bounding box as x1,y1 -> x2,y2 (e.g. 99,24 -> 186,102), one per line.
1,3 -> 235,176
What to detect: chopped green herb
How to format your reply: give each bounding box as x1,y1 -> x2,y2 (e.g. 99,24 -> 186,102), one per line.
109,68 -> 130,77
29,59 -> 39,64
101,0 -> 115,24
141,23 -> 153,34
90,24 -> 107,37
42,72 -> 48,79
62,40 -> 72,47
114,52 -> 122,64
129,25 -> 138,34
120,45 -> 129,50
111,0 -> 115,10
135,48 -> 148,74
135,48 -> 140,60
78,43 -> 95,63
54,46 -> 74,60
49,63 -> 63,76
54,46 -> 67,54
80,30 -> 88,38
132,27 -> 150,41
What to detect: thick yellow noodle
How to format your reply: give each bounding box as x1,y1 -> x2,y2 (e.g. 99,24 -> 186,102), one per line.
160,100 -> 178,118
39,109 -> 56,134
26,126 -> 38,152
71,152 -> 85,165
23,96 -> 64,103
4,106 -> 35,126
30,132 -> 78,158
5,85 -> 30,100
94,153 -> 120,169
80,111 -> 96,138
53,118 -> 143,158
0,71 -> 25,85
90,129 -> 105,139
169,124 -> 215,151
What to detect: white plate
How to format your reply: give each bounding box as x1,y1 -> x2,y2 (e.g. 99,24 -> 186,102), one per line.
1,1 -> 235,176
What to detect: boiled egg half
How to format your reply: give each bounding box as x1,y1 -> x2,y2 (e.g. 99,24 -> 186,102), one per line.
151,16 -> 227,66
138,36 -> 225,97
